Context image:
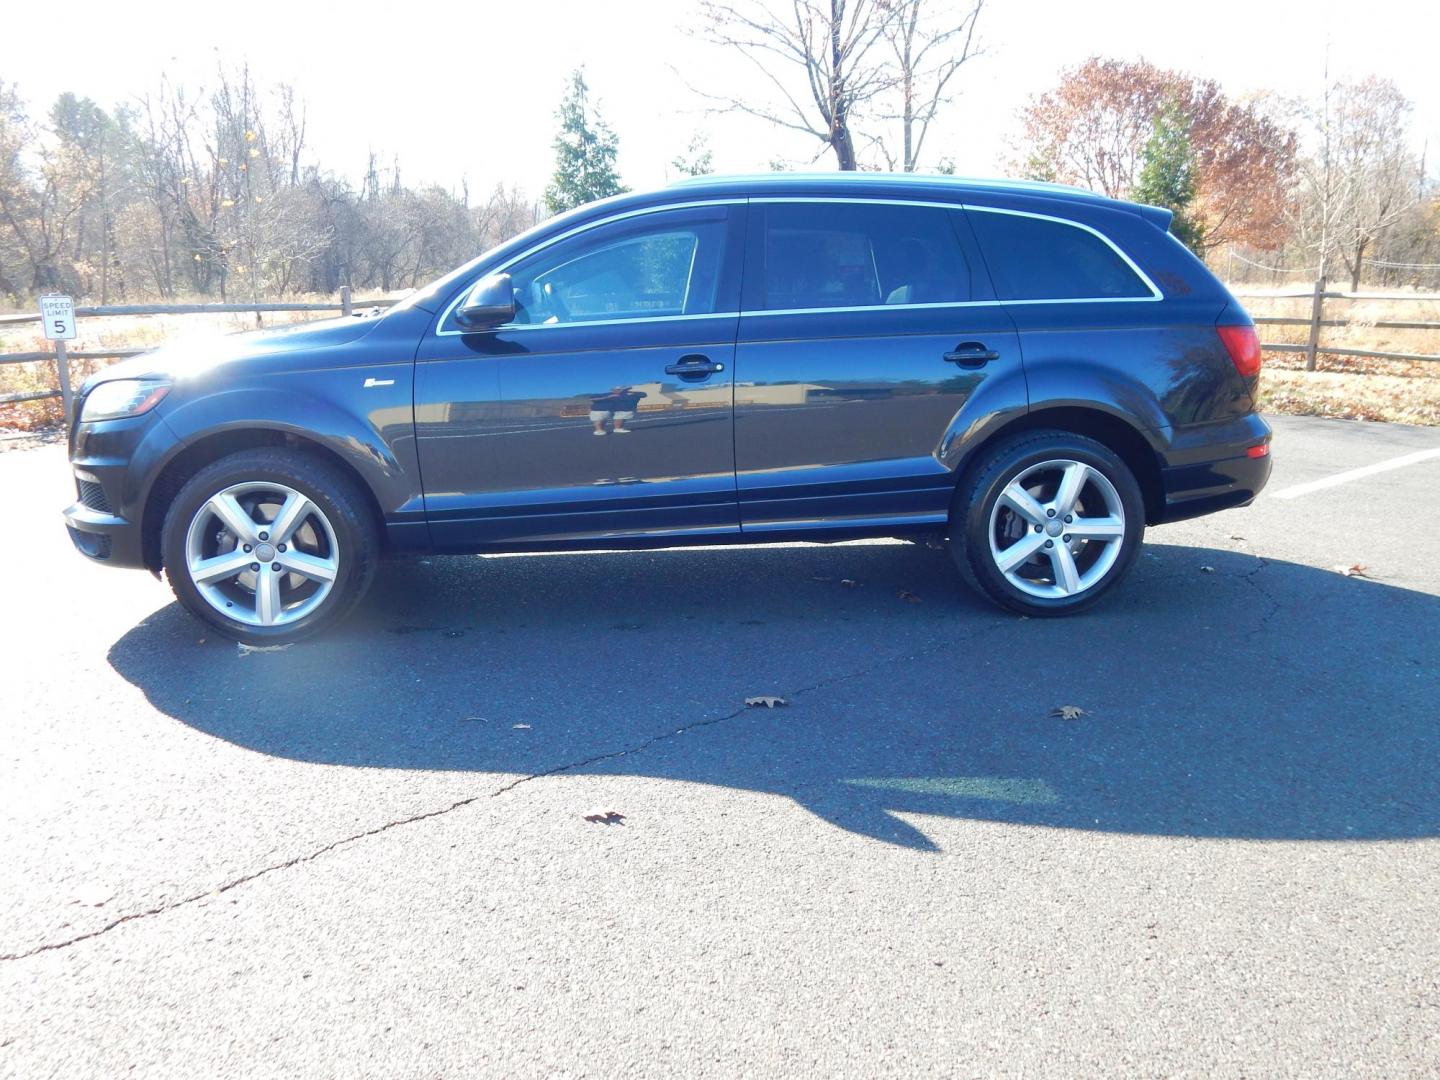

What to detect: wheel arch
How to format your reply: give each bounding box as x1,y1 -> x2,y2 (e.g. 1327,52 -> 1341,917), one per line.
957,406 -> 1166,526
141,427 -> 386,572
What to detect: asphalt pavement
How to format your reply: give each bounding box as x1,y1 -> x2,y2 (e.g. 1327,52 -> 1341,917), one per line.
2,414 -> 1438,1077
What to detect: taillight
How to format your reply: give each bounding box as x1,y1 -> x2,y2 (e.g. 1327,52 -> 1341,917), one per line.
1217,324 -> 1262,378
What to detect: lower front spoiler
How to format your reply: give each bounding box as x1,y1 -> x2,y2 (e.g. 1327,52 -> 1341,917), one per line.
63,502 -> 149,569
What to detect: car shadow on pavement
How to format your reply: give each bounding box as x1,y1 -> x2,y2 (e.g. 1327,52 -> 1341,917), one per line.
107,540 -> 1440,850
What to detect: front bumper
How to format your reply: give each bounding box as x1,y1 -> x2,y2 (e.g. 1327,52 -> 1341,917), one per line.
62,405 -> 178,571
1155,413 -> 1273,524
63,497 -> 148,568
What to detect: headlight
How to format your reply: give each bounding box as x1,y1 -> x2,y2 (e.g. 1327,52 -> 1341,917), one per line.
80,380 -> 171,423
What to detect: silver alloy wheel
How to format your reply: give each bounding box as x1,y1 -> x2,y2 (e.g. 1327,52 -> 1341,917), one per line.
183,482 -> 340,627
986,458 -> 1126,600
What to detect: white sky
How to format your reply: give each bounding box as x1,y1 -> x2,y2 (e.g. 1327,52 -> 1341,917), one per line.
8,0 -> 1438,197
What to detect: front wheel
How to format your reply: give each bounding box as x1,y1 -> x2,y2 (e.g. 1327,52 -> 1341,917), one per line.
950,431 -> 1145,616
161,449 -> 379,644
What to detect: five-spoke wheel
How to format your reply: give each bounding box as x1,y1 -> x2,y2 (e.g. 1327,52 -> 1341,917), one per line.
184,482 -> 340,627
951,431 -> 1145,616
988,459 -> 1127,600
162,449 -> 378,643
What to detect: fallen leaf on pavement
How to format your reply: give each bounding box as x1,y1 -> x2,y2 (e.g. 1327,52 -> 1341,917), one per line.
583,810 -> 626,824
745,696 -> 788,708
236,641 -> 292,656
1334,563 -> 1369,578
1050,705 -> 1087,720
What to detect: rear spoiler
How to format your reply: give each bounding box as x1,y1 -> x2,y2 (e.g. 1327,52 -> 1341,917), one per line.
1134,203 -> 1175,233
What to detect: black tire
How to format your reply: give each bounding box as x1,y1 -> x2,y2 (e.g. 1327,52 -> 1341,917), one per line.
161,448 -> 379,644
949,430 -> 1145,617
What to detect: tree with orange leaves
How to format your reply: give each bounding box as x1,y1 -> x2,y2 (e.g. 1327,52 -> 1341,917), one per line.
1016,58 -> 1297,254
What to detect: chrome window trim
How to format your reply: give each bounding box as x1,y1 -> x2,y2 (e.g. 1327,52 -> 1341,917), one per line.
443,311 -> 743,333
434,193 -> 1163,337
435,199 -> 743,336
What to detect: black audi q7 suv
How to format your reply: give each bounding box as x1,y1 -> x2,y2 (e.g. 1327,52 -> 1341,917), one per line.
63,173 -> 1271,643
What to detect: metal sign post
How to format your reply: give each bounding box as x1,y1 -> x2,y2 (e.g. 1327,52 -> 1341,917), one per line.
39,295 -> 77,424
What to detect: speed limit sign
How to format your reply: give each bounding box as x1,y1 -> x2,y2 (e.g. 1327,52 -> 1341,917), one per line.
40,294 -> 77,341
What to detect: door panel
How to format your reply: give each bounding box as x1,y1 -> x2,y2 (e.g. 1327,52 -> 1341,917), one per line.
416,320 -> 738,547
734,201 -> 1023,532
414,203 -> 744,548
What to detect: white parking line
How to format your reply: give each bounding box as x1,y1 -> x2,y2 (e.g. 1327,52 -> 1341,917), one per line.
1271,447 -> 1440,500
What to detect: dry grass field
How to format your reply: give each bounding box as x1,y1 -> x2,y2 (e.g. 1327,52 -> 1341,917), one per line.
4,291 -> 1439,432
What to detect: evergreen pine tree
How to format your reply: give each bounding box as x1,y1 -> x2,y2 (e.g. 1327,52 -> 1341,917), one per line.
1133,100 -> 1205,252
544,70 -> 626,215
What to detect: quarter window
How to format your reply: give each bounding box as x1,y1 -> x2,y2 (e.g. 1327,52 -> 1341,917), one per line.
966,210 -> 1154,301
753,202 -> 975,312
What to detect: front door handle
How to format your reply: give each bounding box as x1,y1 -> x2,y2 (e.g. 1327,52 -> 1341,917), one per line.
665,354 -> 725,377
943,342 -> 1001,367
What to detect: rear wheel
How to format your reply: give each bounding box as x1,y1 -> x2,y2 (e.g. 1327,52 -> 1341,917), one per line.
161,449 -> 379,644
950,430 -> 1145,616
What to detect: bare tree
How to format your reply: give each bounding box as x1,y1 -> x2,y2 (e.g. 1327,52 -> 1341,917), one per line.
873,0 -> 984,172
698,0 -> 895,170
0,69 -> 545,306
1330,79 -> 1417,290
1288,76 -> 1420,289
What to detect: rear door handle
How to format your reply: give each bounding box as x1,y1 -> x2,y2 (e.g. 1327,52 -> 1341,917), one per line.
665,355 -> 725,376
943,342 -> 1001,366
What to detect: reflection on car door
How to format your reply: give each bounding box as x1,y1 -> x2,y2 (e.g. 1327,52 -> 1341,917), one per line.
414,203 -> 745,548
733,199 -> 1023,533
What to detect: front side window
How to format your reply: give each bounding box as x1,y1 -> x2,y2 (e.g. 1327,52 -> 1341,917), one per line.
966,209 -> 1155,301
751,202 -> 975,312
496,208 -> 729,327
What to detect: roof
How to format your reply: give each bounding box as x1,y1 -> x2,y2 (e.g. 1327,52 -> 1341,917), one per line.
668,172 -> 1104,203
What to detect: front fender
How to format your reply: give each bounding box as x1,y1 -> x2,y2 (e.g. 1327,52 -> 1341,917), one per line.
156,383 -> 421,519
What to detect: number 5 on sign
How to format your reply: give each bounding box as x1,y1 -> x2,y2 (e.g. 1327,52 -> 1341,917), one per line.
40,294 -> 77,341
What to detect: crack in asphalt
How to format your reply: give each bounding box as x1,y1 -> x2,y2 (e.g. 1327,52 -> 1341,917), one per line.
1238,557 -> 1283,639
0,792 -> 491,963
1,632 -> 966,963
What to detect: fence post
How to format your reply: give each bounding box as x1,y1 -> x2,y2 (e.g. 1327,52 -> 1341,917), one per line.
340,285 -> 352,318
1305,277 -> 1326,371
54,338 -> 74,425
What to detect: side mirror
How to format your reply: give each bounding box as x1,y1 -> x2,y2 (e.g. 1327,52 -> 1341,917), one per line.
455,273 -> 515,329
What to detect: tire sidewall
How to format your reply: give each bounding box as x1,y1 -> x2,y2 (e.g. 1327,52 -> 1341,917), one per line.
957,434 -> 1145,615
162,451 -> 375,644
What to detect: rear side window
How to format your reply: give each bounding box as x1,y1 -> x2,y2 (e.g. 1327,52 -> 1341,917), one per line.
751,202 -> 975,312
967,209 -> 1155,301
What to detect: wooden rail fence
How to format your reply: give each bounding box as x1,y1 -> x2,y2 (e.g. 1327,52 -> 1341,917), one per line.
0,287 -> 397,419
1230,281 -> 1440,368
3,281 -> 1437,422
